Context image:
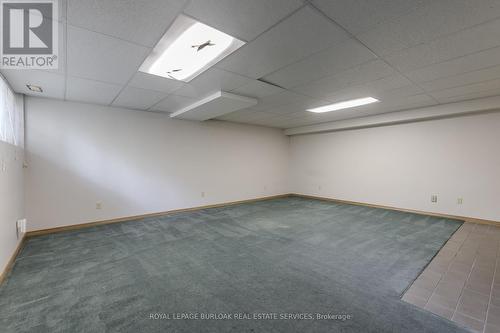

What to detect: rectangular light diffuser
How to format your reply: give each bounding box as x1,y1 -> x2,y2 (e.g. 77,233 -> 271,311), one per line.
307,97 -> 379,113
139,15 -> 245,82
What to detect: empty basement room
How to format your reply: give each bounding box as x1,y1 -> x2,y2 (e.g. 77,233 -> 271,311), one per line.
2,1 -> 500,333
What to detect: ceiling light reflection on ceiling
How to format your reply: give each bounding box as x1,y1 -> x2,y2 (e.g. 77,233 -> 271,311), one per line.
307,97 -> 379,113
139,15 -> 245,82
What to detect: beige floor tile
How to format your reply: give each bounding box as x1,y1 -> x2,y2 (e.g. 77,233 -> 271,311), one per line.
466,280 -> 493,296
434,280 -> 465,301
420,269 -> 442,282
450,231 -> 469,244
455,251 -> 477,265
433,256 -> 454,267
477,250 -> 498,263
487,304 -> 500,327
453,312 -> 485,333
460,242 -> 480,254
456,288 -> 489,321
424,300 -> 454,319
491,284 -> 500,298
413,274 -> 441,292
449,258 -> 473,270
443,241 -> 462,253
491,296 -> 500,307
428,262 -> 451,275
406,284 -> 433,300
436,248 -> 458,261
402,221 -> 500,330
461,223 -> 476,232
470,267 -> 495,283
402,292 -> 428,308
441,270 -> 469,286
484,323 -> 500,333
468,234 -> 487,243
428,293 -> 460,310
475,225 -> 492,235
476,258 -> 497,272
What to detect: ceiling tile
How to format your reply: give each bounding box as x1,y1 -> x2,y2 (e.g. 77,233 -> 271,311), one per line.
358,0 -> 500,56
66,76 -> 122,105
292,60 -> 395,100
252,90 -> 307,111
234,114 -> 291,128
67,0 -> 186,47
184,0 -> 303,41
263,39 -> 376,89
171,68 -> 251,98
382,18 -> 500,72
150,94 -> 197,113
128,72 -> 184,93
46,21 -> 66,75
312,0 -> 429,35
317,74 -> 423,104
263,98 -> 330,115
231,80 -> 285,98
1,70 -> 65,99
217,6 -> 350,79
217,108 -> 278,122
367,94 -> 436,112
67,25 -> 150,84
433,90 -> 500,104
429,78 -> 500,102
419,64 -> 500,93
406,46 -> 500,83
112,86 -> 168,110
4,0 -> 499,130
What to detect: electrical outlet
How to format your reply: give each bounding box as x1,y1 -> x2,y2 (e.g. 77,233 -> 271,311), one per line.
264,185 -> 267,191
16,219 -> 26,239
318,185 -> 322,191
201,191 -> 205,198
431,195 -> 438,203
96,202 -> 102,210
457,198 -> 463,205
1,158 -> 6,172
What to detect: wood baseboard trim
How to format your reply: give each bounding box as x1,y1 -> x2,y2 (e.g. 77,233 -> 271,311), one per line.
290,193 -> 500,226
26,194 -> 292,237
25,193 -> 499,238
0,235 -> 26,286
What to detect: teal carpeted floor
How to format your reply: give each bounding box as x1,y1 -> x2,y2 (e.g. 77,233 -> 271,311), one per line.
0,197 -> 468,332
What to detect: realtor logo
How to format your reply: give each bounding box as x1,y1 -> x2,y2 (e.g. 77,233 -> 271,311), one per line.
1,0 -> 58,69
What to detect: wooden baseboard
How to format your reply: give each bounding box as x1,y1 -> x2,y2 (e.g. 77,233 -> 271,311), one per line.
25,193 -> 499,238
26,194 -> 292,237
0,234 -> 26,286
291,193 -> 500,226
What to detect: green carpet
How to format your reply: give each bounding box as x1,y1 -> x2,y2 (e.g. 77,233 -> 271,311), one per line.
0,197 -> 468,332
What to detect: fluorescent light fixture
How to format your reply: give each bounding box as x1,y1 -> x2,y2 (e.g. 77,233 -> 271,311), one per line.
307,97 -> 379,113
139,15 -> 245,82
26,84 -> 43,93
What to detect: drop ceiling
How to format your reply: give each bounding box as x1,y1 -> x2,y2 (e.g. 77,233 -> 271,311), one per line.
3,0 -> 500,129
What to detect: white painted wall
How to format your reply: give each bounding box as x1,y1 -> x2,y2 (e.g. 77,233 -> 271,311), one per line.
23,96 -> 500,232
24,97 -> 289,231
289,112 -> 500,222
0,140 -> 25,274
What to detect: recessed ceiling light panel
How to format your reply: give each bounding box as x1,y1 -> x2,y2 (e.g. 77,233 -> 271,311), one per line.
139,15 -> 245,82
26,84 -> 43,93
307,97 -> 379,113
